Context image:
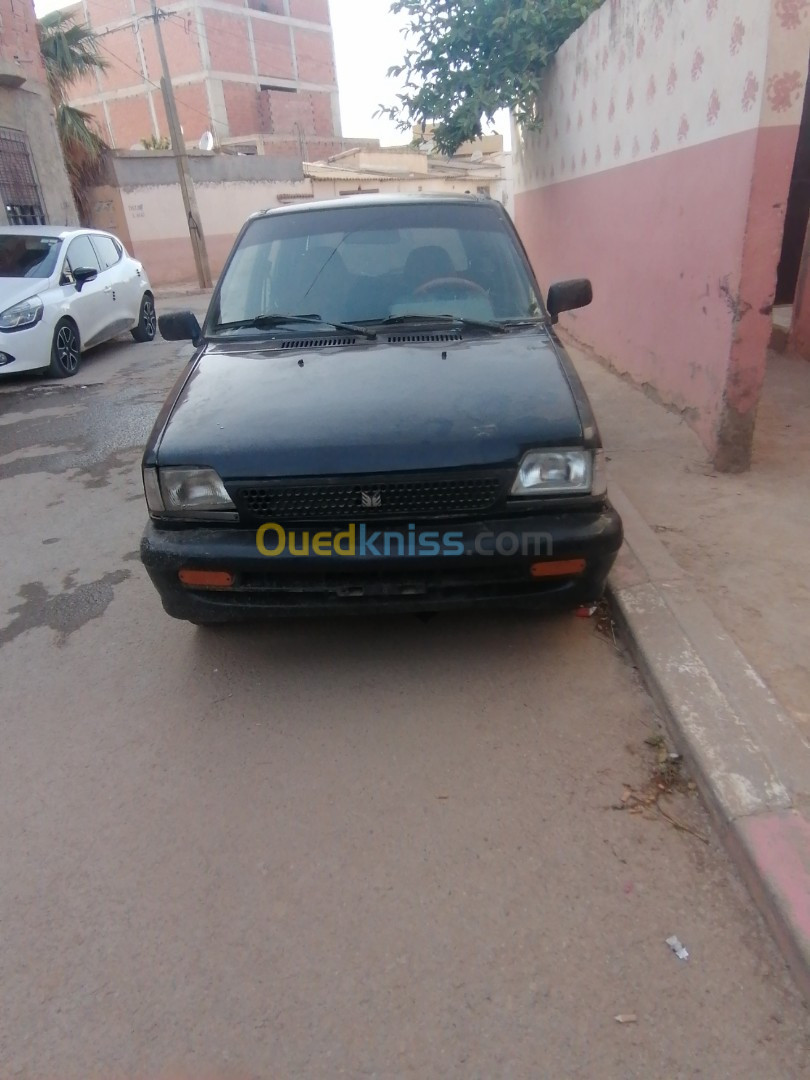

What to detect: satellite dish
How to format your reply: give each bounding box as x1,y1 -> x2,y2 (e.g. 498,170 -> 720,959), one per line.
199,130 -> 214,151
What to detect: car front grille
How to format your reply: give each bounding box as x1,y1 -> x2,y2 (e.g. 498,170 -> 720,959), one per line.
228,473 -> 507,523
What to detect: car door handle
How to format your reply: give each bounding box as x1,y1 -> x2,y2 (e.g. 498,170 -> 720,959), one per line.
104,285 -> 113,292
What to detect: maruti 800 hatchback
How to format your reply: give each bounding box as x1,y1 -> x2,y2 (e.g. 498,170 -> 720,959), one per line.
140,195 -> 622,624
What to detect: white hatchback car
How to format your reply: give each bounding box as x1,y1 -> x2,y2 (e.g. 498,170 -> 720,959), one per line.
0,225 -> 156,378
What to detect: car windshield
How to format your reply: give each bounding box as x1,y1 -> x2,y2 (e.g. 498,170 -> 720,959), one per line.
0,235 -> 62,279
209,202 -> 543,334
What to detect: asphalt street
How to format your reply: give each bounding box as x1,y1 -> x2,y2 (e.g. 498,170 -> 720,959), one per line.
1,301 -> 807,1078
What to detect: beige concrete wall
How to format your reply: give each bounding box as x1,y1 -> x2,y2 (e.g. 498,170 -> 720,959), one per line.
87,151 -> 504,286
89,175 -> 313,284
492,152 -> 515,218
308,176 -> 494,200
87,183 -> 132,249
352,150 -> 429,174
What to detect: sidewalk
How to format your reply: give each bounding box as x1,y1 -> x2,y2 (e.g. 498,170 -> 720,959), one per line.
565,334 -> 810,999
155,283 -> 214,301
155,285 -> 213,315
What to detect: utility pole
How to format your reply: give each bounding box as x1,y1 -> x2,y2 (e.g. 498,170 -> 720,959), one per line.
148,0 -> 212,288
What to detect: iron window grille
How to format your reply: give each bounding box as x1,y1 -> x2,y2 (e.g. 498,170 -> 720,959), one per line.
0,127 -> 46,225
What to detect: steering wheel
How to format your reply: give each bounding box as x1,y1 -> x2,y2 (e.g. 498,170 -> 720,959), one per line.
414,276 -> 489,299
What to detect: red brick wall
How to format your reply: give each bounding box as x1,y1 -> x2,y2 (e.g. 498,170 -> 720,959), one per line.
68,0 -> 340,151
140,13 -> 203,81
85,0 -> 131,21
204,9 -> 253,75
251,16 -> 294,80
260,86 -> 330,135
310,89 -> 335,135
293,27 -> 334,84
153,80 -> 211,140
106,94 -> 154,149
289,0 -> 330,24
69,66 -> 101,101
82,102 -> 109,141
222,80 -> 260,135
0,0 -> 45,79
95,24 -> 144,93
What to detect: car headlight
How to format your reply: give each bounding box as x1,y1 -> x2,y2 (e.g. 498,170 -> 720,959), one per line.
511,448 -> 605,496
0,295 -> 43,332
143,466 -> 237,519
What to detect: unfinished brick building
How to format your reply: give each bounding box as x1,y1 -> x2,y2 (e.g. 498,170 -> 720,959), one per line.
66,0 -> 347,158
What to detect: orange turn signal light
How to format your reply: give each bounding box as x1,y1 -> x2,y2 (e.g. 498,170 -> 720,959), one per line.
178,568 -> 235,588
530,558 -> 586,578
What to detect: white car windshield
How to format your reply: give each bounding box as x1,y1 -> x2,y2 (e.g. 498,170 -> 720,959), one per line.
210,202 -> 543,333
0,235 -> 62,278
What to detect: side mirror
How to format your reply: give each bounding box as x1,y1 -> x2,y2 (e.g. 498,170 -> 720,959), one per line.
546,278 -> 593,324
159,310 -> 202,346
73,266 -> 98,292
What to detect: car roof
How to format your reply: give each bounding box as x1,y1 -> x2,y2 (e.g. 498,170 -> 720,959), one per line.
0,225 -> 109,240
255,192 -> 497,219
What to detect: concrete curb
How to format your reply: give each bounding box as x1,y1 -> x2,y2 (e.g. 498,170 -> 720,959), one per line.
607,484 -> 810,1002
155,285 -> 214,302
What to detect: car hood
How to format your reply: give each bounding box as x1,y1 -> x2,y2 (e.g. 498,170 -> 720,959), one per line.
0,278 -> 48,308
155,330 -> 584,477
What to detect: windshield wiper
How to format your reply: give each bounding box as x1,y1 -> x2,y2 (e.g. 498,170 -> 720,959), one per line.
370,313 -> 507,335
214,313 -> 377,339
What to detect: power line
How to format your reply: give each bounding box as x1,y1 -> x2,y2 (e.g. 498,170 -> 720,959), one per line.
82,0 -> 326,86
86,3 -> 330,125
84,0 -> 333,54
89,5 -> 335,150
161,8 -> 337,89
97,37 -> 225,132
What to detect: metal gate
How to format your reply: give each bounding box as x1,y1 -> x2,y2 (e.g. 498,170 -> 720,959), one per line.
0,127 -> 46,225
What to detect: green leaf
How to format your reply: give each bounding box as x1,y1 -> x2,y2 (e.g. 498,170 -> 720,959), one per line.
383,0 -> 601,154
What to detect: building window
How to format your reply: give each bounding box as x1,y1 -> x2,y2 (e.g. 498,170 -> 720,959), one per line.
0,127 -> 46,225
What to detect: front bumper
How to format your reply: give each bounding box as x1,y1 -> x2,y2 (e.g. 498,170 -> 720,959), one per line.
140,505 -> 623,621
0,318 -> 52,373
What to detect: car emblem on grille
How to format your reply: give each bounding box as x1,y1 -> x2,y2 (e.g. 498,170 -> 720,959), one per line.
360,489 -> 382,508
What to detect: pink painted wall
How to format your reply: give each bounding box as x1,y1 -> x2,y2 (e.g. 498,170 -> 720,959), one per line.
514,0 -> 810,469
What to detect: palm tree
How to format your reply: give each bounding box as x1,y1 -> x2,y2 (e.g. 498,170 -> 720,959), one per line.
37,11 -> 109,223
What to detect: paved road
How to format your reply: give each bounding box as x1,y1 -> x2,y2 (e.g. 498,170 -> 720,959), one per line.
1,305 -> 807,1078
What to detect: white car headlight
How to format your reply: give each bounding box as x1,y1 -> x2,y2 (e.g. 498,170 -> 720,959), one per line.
143,466 -> 237,518
0,295 -> 43,331
511,448 -> 603,495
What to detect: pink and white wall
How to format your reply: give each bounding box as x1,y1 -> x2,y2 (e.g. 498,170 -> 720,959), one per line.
514,0 -> 810,470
